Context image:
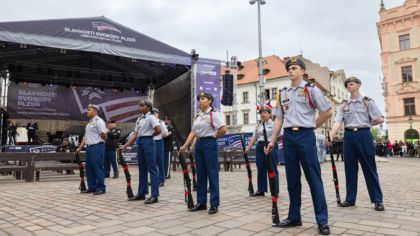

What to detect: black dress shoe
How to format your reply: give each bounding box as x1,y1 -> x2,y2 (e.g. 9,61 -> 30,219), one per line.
374,203 -> 385,211
188,204 -> 207,212
251,191 -> 265,197
278,219 -> 303,228
340,201 -> 355,207
208,206 -> 218,214
318,224 -> 330,235
159,182 -> 164,187
128,195 -> 146,201
144,196 -> 158,204
81,189 -> 95,193
93,190 -> 106,195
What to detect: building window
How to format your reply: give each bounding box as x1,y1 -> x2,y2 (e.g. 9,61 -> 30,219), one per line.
242,91 -> 249,103
404,98 -> 416,115
265,89 -> 270,100
399,34 -> 410,51
271,88 -> 278,100
243,113 -> 249,125
225,115 -> 231,126
402,66 -> 413,83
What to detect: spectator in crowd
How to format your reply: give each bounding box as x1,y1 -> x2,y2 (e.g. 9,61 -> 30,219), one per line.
0,107 -> 9,146
26,119 -> 38,144
407,141 -> 414,157
387,140 -> 393,157
7,120 -> 17,145
401,141 -> 407,156
392,140 -> 400,157
376,141 -> 384,157
56,137 -> 76,174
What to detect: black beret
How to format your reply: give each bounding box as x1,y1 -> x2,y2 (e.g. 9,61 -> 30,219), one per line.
197,92 -> 213,101
285,58 -> 306,71
344,77 -> 361,87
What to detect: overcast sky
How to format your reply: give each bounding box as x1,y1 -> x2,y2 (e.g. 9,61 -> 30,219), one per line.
0,0 -> 407,114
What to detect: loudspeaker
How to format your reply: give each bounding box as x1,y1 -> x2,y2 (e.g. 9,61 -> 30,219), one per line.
221,74 -> 233,106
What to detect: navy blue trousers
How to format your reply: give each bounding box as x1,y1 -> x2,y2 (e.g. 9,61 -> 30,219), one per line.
195,138 -> 219,207
155,139 -> 165,184
256,142 -> 279,193
104,149 -> 118,177
164,146 -> 170,178
343,129 -> 383,203
283,129 -> 328,224
86,143 -> 106,192
137,137 -> 159,197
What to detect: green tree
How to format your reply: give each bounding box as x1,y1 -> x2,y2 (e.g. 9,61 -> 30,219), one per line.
371,127 -> 383,142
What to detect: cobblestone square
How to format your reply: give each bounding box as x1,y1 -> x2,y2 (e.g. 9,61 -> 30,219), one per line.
1,157 -> 419,235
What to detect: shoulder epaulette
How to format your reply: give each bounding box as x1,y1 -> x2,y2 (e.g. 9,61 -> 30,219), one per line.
282,87 -> 287,91
363,96 -> 372,101
305,82 -> 315,87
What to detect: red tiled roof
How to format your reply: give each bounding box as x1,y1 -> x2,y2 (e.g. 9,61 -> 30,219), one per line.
222,55 -> 289,85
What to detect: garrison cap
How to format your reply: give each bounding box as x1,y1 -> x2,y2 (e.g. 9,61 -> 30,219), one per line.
344,77 -> 361,88
87,104 -> 99,111
285,58 -> 306,71
152,108 -> 159,113
139,100 -> 153,109
259,105 -> 272,114
197,92 -> 213,101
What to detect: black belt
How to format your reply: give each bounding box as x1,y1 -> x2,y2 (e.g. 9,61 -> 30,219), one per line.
284,127 -> 314,131
257,141 -> 266,144
86,142 -> 104,147
345,127 -> 370,132
197,136 -> 216,141
138,136 -> 153,138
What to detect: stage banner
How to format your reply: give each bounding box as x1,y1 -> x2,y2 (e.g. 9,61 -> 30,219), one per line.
7,83 -> 146,122
195,58 -> 221,113
5,145 -> 57,153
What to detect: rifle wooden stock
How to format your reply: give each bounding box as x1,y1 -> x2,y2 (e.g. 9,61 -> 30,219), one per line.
262,122 -> 281,226
75,153 -> 87,192
188,151 -> 198,191
117,150 -> 134,199
327,133 -> 342,205
175,140 -> 194,209
240,134 -> 255,196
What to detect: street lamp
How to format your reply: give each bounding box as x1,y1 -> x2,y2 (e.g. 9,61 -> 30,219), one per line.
249,0 -> 266,106
408,115 -> 413,129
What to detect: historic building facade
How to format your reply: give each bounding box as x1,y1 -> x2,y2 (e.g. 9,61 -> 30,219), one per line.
377,0 -> 420,142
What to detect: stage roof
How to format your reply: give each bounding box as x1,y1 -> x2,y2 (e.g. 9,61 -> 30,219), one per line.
0,16 -> 191,90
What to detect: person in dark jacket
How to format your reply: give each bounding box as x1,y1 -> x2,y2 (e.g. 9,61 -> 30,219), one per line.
7,120 -> 17,145
104,121 -> 121,178
26,119 -> 38,144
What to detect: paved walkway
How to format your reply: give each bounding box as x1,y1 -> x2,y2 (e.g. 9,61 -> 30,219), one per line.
1,157 -> 420,236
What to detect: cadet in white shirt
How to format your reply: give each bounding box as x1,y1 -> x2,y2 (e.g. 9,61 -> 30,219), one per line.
120,100 -> 161,204
245,106 -> 279,197
152,108 -> 169,186
76,104 -> 108,195
328,77 -> 385,211
266,58 -> 332,235
179,92 -> 227,215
